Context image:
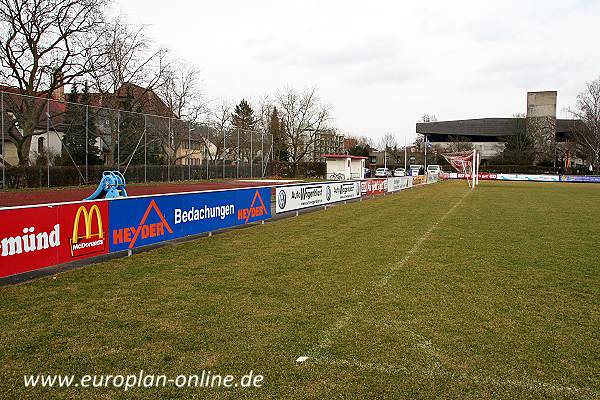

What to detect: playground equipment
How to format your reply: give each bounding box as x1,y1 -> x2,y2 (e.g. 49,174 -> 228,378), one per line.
85,171 -> 128,200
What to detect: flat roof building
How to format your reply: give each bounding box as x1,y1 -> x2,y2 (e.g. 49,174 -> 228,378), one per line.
415,91 -> 582,162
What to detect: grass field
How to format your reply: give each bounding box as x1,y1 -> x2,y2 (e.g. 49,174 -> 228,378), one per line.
1,180 -> 599,399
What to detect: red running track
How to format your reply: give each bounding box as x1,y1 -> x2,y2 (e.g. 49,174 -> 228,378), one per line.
0,180 -> 281,208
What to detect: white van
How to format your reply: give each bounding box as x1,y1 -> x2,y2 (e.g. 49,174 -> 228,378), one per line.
409,164 -> 423,176
427,165 -> 442,174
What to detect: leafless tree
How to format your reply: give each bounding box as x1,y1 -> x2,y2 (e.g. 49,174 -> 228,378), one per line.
89,17 -> 169,166
447,135 -> 474,153
0,0 -> 108,165
155,60 -> 206,165
276,86 -> 331,176
419,113 -> 438,123
159,60 -> 204,123
568,77 -> 600,172
527,116 -> 556,164
199,100 -> 231,164
379,133 -> 404,165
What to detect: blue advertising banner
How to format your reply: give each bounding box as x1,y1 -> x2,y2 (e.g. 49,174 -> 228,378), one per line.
560,175 -> 600,183
108,187 -> 271,252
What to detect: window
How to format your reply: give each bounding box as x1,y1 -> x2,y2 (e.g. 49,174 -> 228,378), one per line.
38,137 -> 45,153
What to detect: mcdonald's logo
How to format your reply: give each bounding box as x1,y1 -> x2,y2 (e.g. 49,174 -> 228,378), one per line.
70,205 -> 106,257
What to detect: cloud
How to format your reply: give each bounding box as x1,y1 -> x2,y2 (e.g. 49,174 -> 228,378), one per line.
249,34 -> 403,68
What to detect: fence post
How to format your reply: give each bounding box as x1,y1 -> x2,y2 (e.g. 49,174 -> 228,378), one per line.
271,133 -> 274,176
117,111 -> 120,172
167,117 -> 171,182
188,122 -> 191,180
223,126 -> 226,179
85,104 -> 89,183
46,98 -> 50,187
1,92 -> 5,190
237,127 -> 240,178
250,130 -> 253,178
144,115 -> 147,183
261,131 -> 264,177
207,128 -> 210,180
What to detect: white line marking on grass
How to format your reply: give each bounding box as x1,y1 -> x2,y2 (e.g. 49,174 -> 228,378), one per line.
310,356 -> 597,398
305,190 -> 470,358
299,189 -> 599,397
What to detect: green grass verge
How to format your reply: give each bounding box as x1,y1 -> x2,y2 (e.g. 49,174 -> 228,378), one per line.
1,180 -> 598,399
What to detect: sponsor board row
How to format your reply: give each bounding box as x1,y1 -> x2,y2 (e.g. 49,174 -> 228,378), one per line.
275,181 -> 361,213
275,177 -> 423,213
0,187 -> 271,278
441,173 -> 600,183
441,173 -> 560,182
1,176 -> 438,278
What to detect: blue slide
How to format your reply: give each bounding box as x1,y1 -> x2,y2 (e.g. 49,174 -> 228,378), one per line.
85,171 -> 128,200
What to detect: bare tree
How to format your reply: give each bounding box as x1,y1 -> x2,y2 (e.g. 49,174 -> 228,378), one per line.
0,0 -> 108,165
199,100 -> 231,164
156,60 -> 205,165
159,60 -> 204,123
527,116 -> 556,164
446,135 -> 474,153
379,133 -> 404,165
568,77 -> 600,172
89,17 -> 169,166
276,86 -> 331,176
419,113 -> 438,123
379,133 -> 397,151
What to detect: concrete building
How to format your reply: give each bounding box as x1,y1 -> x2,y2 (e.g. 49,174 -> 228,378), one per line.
415,91 -> 582,164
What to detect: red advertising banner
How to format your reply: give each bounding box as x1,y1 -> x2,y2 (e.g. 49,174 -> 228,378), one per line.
0,201 -> 109,278
446,173 -> 497,180
360,179 -> 387,196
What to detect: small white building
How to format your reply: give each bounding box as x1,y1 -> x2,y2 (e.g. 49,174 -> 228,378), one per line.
322,154 -> 367,180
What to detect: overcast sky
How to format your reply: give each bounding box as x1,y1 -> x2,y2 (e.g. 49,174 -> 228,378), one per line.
115,0 -> 600,143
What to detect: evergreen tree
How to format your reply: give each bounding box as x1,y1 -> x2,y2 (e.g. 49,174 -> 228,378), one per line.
231,99 -> 257,130
61,82 -> 101,165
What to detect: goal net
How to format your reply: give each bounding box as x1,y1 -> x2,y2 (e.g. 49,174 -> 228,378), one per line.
442,150 -> 480,188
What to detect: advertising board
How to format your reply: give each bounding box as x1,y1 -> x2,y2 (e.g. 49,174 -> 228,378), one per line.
560,175 -> 600,183
387,177 -> 412,193
0,201 -> 109,278
109,187 -> 271,252
427,174 -> 439,184
275,181 -> 361,213
412,176 -> 427,185
495,174 -> 560,182
360,179 -> 387,196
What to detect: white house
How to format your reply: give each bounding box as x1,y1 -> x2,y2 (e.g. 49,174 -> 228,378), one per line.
322,154 -> 366,180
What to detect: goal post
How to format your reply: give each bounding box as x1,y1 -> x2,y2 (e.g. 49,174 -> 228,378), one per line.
442,150 -> 480,189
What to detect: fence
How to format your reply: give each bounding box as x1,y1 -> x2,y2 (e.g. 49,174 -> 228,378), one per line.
0,91 -> 274,189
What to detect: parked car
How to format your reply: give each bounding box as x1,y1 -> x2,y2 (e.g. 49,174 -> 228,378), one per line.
375,167 -> 392,177
427,165 -> 442,174
363,168 -> 372,178
409,164 -> 424,176
393,168 -> 406,177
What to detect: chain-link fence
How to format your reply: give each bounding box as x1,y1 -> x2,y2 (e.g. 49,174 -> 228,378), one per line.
0,91 -> 274,189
